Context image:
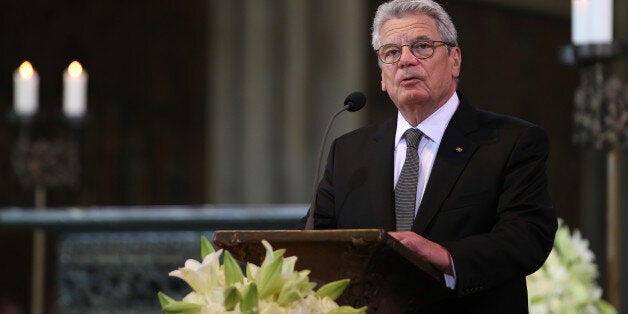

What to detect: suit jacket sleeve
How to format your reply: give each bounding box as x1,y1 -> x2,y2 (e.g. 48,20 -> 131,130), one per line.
439,124 -> 557,297
308,138 -> 340,229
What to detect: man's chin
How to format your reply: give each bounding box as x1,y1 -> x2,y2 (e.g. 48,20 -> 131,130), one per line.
396,92 -> 430,107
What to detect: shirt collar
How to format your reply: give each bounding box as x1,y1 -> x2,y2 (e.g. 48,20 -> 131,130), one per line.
395,92 -> 460,147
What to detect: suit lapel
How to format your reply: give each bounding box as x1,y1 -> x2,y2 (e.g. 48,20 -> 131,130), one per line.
413,93 -> 481,234
367,117 -> 396,230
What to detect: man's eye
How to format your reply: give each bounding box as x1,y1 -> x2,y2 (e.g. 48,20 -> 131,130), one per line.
413,42 -> 432,50
387,49 -> 401,56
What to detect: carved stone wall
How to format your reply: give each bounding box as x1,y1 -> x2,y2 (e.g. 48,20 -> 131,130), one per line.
57,232 -> 208,313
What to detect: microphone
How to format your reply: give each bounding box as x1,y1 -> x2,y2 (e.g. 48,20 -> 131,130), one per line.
344,91 -> 366,112
305,91 -> 366,230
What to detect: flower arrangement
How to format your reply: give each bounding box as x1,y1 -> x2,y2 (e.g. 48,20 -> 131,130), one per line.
158,236 -> 367,314
527,219 -> 617,314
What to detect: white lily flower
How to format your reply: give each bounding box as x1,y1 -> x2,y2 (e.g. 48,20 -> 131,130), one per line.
527,219 -> 617,314
283,256 -> 298,274
169,249 -> 224,293
160,237 -> 367,314
259,300 -> 287,314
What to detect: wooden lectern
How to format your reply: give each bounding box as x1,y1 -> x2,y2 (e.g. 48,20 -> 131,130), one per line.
214,229 -> 449,313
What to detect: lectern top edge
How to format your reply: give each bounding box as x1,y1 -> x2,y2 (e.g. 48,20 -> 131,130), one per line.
214,229 -> 386,243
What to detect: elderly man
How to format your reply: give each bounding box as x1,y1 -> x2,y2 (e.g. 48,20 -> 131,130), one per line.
303,0 -> 557,311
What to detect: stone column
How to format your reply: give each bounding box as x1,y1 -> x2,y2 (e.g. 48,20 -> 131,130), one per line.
206,0 -> 368,204
207,0 -> 243,202
241,0 -> 282,203
282,0 -> 310,203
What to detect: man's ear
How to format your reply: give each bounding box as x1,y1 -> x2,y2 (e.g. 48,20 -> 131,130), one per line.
450,47 -> 462,78
381,71 -> 387,92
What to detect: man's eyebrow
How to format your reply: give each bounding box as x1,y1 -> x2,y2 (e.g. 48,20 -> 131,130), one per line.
380,35 -> 435,46
411,35 -> 434,41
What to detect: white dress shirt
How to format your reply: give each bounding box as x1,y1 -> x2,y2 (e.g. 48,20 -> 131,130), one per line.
393,91 -> 459,289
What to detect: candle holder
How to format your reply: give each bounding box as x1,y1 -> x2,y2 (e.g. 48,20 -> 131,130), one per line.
559,42 -> 625,65
7,108 -> 86,314
8,110 -> 85,191
559,40 -> 627,310
558,42 -> 628,149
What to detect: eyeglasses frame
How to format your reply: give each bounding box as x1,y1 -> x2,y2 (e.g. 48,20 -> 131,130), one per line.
376,40 -> 456,64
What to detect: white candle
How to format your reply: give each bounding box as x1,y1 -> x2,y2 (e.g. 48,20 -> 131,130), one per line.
63,61 -> 88,118
571,0 -> 590,45
589,0 -> 613,44
571,0 -> 613,45
13,61 -> 39,117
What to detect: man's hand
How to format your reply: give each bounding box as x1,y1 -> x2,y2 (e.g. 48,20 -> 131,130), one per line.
388,231 -> 453,275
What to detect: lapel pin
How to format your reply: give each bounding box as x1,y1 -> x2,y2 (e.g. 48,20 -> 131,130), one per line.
455,147 -> 463,153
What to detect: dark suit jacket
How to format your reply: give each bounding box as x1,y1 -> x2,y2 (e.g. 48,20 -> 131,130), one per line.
304,91 -> 557,313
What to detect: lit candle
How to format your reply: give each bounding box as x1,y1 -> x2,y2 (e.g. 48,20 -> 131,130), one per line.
571,0 -> 590,45
589,0 -> 613,44
571,0 -> 613,45
13,61 -> 39,117
63,61 -> 88,118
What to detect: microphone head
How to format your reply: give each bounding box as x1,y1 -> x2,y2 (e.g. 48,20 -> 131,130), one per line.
344,91 -> 366,112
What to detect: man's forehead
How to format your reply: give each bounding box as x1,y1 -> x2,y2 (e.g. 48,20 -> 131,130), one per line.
380,15 -> 439,43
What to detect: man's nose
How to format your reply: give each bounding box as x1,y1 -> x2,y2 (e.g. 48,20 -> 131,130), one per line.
398,45 -> 418,66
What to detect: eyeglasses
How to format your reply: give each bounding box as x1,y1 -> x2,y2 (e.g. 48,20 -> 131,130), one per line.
376,40 -> 456,64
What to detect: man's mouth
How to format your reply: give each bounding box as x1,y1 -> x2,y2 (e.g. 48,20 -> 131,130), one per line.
400,76 -> 421,86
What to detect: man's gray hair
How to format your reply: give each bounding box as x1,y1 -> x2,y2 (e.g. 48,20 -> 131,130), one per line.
371,0 -> 458,50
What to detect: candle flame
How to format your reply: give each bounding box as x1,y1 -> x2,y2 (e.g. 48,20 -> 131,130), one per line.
68,61 -> 83,78
19,61 -> 34,79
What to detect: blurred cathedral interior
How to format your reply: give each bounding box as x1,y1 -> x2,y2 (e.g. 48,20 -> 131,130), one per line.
0,0 -> 626,313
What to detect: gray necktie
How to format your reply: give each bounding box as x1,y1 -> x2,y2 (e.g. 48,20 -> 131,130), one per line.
395,128 -> 423,231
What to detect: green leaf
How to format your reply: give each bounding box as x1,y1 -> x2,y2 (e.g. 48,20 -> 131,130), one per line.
246,263 -> 256,281
304,281 -> 317,292
240,283 -> 259,314
277,274 -> 310,306
273,248 -> 287,260
262,240 -> 275,265
162,300 -> 203,314
223,250 -> 244,284
293,270 -> 315,294
200,235 -> 215,259
257,251 -> 284,299
157,291 -> 175,309
327,306 -> 367,314
316,279 -> 350,301
276,283 -> 302,306
223,286 -> 241,311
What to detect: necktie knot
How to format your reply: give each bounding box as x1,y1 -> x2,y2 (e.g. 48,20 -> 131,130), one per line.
404,128 -> 423,149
